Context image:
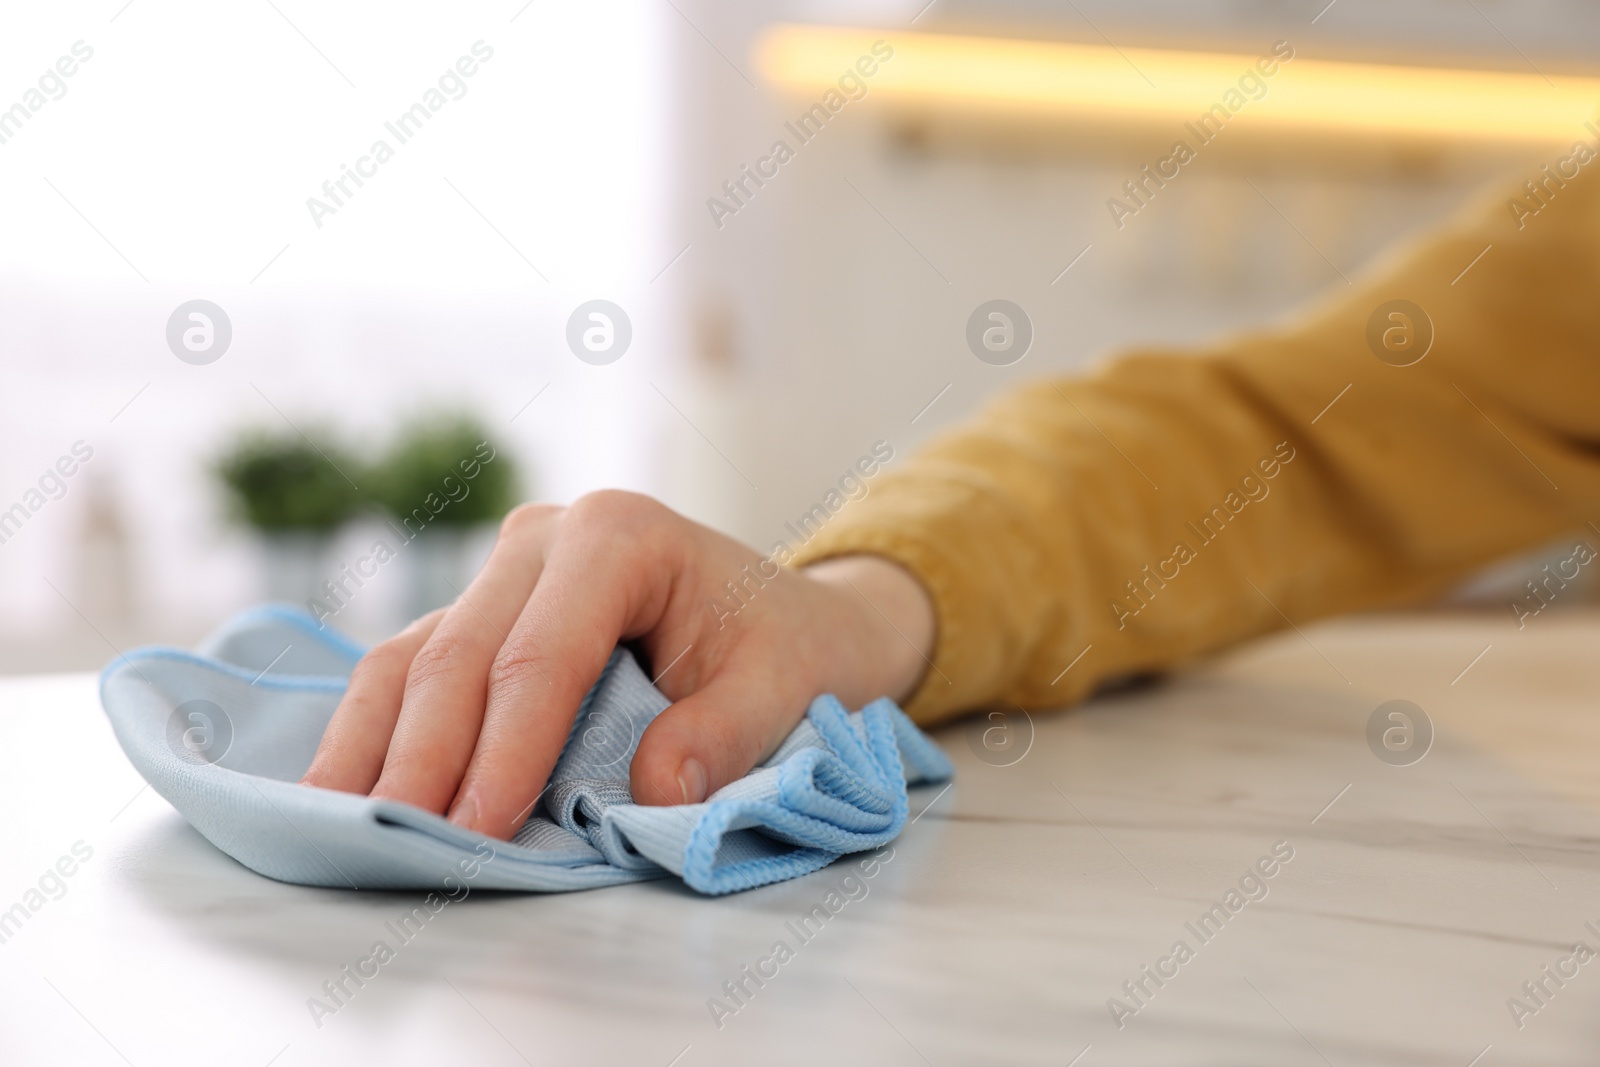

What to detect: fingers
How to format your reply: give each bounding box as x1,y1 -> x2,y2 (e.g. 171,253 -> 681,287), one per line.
302,490 -> 788,842
368,504 -> 560,815
630,662 -> 806,807
448,492 -> 672,840
301,608 -> 446,794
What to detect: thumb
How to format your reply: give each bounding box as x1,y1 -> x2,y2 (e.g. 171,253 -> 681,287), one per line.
629,668 -> 805,807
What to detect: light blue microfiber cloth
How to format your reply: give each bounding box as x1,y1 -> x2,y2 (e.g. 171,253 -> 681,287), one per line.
98,606 -> 952,895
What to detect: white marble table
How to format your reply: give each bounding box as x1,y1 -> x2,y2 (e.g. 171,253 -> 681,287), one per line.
3,612 -> 1599,1066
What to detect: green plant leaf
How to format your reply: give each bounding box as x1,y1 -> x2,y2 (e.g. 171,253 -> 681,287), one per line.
368,414 -> 520,529
214,429 -> 362,532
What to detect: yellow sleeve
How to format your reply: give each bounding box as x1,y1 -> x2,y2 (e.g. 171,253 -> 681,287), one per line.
792,150 -> 1600,725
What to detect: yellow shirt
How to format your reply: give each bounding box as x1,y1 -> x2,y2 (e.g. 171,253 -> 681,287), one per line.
792,154 -> 1600,725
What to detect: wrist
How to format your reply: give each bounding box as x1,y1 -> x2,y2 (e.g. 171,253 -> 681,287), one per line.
801,554 -> 936,705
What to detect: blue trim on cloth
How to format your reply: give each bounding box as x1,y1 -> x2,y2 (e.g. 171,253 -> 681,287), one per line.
99,607 -> 952,895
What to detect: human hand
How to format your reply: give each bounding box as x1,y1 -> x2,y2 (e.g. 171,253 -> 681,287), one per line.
299,491 -> 936,840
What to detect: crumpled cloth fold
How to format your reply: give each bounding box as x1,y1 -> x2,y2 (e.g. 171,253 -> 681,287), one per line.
98,606 -> 952,895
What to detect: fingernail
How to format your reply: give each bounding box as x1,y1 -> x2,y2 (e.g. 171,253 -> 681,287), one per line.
448,791 -> 479,830
677,758 -> 707,805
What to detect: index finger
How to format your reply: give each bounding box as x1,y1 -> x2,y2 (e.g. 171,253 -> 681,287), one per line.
445,492 -> 671,839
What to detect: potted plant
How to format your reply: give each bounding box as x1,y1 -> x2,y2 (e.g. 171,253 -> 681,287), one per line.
215,429 -> 362,604
368,415 -> 520,620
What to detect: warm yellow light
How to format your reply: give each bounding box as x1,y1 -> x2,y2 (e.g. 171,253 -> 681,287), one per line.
754,25 -> 1600,144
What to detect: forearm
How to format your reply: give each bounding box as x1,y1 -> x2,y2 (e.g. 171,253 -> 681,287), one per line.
794,148 -> 1600,724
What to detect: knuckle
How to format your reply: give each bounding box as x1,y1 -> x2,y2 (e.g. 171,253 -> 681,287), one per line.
351,638 -> 410,683
499,501 -> 562,539
484,644 -> 547,699
567,489 -> 662,530
486,642 -> 582,704
404,636 -> 469,689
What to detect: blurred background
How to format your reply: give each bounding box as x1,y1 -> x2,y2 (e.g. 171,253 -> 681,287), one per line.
3,0 -> 1598,671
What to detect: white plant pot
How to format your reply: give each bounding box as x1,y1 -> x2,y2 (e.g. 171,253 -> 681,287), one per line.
404,526 -> 479,622
259,530 -> 337,607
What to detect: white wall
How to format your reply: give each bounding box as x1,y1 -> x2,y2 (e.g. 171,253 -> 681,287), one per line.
2,0 -> 1594,669
669,0 -> 1590,566
0,0 -> 680,663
